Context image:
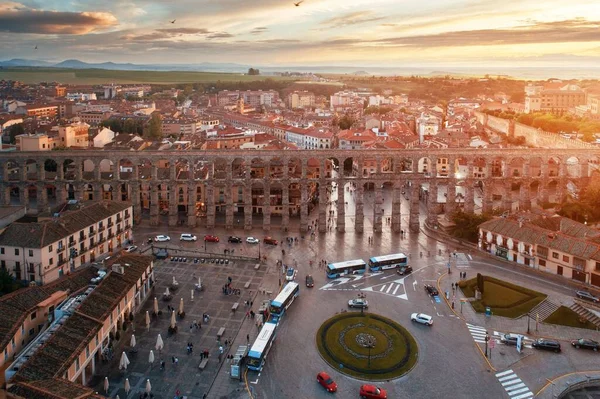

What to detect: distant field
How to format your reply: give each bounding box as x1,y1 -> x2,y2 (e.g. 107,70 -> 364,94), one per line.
0,67 -> 295,84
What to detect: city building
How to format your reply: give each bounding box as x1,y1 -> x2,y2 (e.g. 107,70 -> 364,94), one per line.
287,91 -> 315,109
217,90 -> 280,107
58,122 -> 90,148
92,127 -> 115,148
15,104 -> 58,119
4,254 -> 154,398
16,133 -> 60,151
417,113 -> 441,142
0,201 -> 133,284
479,212 -> 600,287
524,83 -> 586,113
66,93 -> 97,101
77,111 -> 113,126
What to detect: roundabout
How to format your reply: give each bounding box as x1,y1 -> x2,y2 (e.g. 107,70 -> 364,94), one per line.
316,312 -> 419,380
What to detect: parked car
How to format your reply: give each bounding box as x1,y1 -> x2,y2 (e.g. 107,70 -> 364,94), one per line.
359,384 -> 388,399
264,237 -> 278,245
154,235 -> 170,242
424,284 -> 439,297
306,275 -> 314,288
228,236 -> 242,243
180,233 -> 197,241
411,313 -> 433,326
125,245 -> 138,253
532,338 -> 561,353
576,291 -> 599,303
246,237 -> 260,244
500,333 -> 520,346
571,338 -> 599,351
204,235 -> 219,243
348,298 -> 369,309
286,268 -> 296,281
317,371 -> 337,393
397,265 -> 413,275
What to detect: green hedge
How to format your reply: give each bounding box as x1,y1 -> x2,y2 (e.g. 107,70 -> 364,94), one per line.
545,306 -> 598,330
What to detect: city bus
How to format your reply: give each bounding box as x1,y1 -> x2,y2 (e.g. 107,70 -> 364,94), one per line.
368,253 -> 409,272
247,321 -> 278,371
326,259 -> 367,279
269,282 -> 300,322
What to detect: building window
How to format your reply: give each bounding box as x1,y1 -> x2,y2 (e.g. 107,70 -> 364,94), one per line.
573,257 -> 585,270
562,255 -> 570,263
539,259 -> 546,267
49,258 -> 53,265
48,245 -> 52,252
0,248 -> 4,255
14,249 -> 19,256
29,328 -> 34,336
552,252 -> 559,259
31,312 -> 36,320
86,346 -> 90,358
596,262 -> 600,271
75,358 -> 80,371
537,246 -> 548,258
28,249 -> 33,257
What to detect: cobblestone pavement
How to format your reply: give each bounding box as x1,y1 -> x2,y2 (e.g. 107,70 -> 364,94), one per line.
88,189 -> 600,398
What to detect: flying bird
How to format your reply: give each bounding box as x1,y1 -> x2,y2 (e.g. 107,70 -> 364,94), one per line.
294,1 -> 303,6
170,19 -> 176,24
34,45 -> 38,49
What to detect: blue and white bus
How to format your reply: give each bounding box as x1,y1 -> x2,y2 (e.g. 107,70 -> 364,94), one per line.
270,282 -> 299,322
247,321 -> 277,371
326,259 -> 367,279
368,253 -> 408,272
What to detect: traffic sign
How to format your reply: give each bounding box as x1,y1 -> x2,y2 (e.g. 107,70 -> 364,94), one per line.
489,339 -> 495,349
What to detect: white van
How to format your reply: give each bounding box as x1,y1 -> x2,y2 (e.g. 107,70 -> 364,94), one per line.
180,233 -> 197,242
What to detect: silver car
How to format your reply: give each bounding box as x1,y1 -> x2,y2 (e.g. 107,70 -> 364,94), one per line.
576,291 -> 599,303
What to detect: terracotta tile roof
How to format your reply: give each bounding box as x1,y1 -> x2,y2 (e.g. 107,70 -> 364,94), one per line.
0,202 -> 131,249
0,267 -> 97,353
8,378 -> 97,398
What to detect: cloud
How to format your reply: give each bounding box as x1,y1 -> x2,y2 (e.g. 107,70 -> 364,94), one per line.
369,18 -> 600,48
250,26 -> 268,35
0,4 -> 117,34
156,28 -> 211,35
320,11 -> 385,29
122,28 -> 213,41
207,32 -> 234,39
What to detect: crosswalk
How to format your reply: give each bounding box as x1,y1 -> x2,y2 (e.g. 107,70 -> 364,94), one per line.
495,369 -> 534,399
466,323 -> 488,343
454,252 -> 471,268
362,280 -> 408,300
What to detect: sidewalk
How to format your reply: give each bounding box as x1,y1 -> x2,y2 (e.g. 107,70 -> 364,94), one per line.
206,258 -> 281,399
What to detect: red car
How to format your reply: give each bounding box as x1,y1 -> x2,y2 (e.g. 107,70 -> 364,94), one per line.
360,384 -> 387,399
204,235 -> 219,243
317,371 -> 337,393
264,237 -> 278,245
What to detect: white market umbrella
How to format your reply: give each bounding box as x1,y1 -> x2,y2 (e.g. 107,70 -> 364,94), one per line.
119,351 -> 130,371
130,334 -> 136,349
153,297 -> 159,314
116,396 -> 121,399
197,277 -> 202,286
191,289 -> 194,301
145,379 -> 152,394
155,334 -> 164,352
103,376 -> 109,393
170,310 -> 177,329
145,311 -> 151,331
164,287 -> 171,296
124,378 -> 130,394
172,276 -> 178,285
149,349 -> 155,366
178,298 -> 184,314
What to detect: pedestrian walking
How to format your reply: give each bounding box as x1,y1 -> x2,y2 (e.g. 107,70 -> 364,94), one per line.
247,334 -> 250,343
171,356 -> 175,364
174,357 -> 178,367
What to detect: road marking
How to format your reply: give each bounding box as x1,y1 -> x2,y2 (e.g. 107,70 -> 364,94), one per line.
386,284 -> 394,294
352,283 -> 364,287
494,370 -> 533,398
250,379 -> 259,384
393,285 -> 400,295
381,274 -> 396,280
379,285 -> 386,292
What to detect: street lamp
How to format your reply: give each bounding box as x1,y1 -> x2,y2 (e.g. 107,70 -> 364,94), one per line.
527,313 -> 531,334
365,336 -> 375,369
484,332 -> 490,358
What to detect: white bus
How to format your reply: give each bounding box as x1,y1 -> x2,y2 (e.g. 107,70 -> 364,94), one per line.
326,259 -> 367,279
270,282 -> 300,322
247,321 -> 277,371
368,253 -> 408,271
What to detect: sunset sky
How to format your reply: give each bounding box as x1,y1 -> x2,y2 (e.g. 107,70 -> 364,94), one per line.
1,0 -> 600,67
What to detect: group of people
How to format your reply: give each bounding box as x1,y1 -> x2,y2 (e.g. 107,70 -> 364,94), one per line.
189,320 -> 201,333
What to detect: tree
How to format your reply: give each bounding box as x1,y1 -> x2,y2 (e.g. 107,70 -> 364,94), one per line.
7,123 -> 24,144
449,211 -> 492,243
338,115 -> 355,130
477,273 -> 484,294
145,113 -> 162,140
248,68 -> 260,76
0,268 -> 21,295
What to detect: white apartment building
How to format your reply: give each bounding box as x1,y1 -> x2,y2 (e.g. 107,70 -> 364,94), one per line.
0,201 -> 133,285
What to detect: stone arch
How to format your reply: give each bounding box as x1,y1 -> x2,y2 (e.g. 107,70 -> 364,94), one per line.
342,157 -> 354,177
102,183 -> 114,201
508,157 -> 525,178
65,183 -> 76,200
83,183 -> 94,201
307,157 -> 321,179
232,158 -> 246,179
45,183 -> 58,206
454,156 -> 468,179
547,180 -> 559,203
529,180 -> 541,199
98,158 -> 114,180
250,157 -> 265,179
269,157 -> 284,179
193,159 -> 210,181
585,155 -> 600,178
472,157 -> 488,179
269,182 -> 284,227
565,156 -> 581,179
213,158 -> 228,179
118,158 -> 134,180
119,183 -> 130,201
9,184 -> 20,205
418,157 -> 431,175
566,179 -> 581,200
156,158 -> 171,180
26,184 -> 37,206
82,159 -> 95,180
326,157 -> 340,178
289,182 -> 300,218
175,158 -> 190,180
251,181 -> 265,214
137,158 -> 152,180
63,159 -> 77,181
5,159 -> 20,182
547,157 -> 560,177
490,157 -> 506,178
25,159 -> 38,181
399,157 -> 413,173
43,158 -> 58,180
380,157 -> 396,174
529,156 -> 543,177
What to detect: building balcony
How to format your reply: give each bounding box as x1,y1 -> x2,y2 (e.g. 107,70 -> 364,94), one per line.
98,225 -> 106,232
116,216 -> 122,223
57,246 -> 65,254
108,233 -> 114,239
116,227 -> 122,234
68,241 -> 76,248
125,212 -> 131,219
89,241 -> 96,248
108,221 -> 114,227
79,234 -> 87,240
58,258 -> 67,266
125,223 -> 131,229
98,237 -> 106,244
80,247 -> 88,253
